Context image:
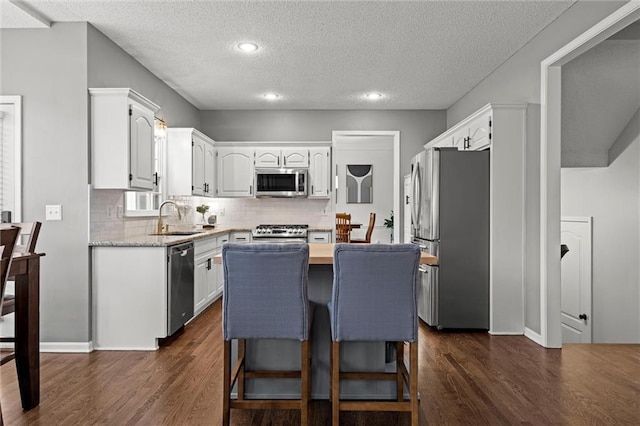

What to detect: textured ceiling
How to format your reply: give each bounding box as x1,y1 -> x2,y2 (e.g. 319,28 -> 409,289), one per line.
8,0 -> 576,110
562,37 -> 640,167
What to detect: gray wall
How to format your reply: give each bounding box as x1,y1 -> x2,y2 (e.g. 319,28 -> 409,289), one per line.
0,23 -> 91,342
561,124 -> 639,343
445,1 -> 626,336
0,23 -> 201,344
87,25 -> 200,128
200,109 -> 446,178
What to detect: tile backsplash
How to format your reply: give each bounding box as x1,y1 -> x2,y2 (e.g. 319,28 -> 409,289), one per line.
90,189 -> 334,240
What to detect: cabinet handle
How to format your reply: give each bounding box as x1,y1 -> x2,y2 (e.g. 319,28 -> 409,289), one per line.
406,195 -> 409,205
277,157 -> 280,166
153,172 -> 159,186
249,185 -> 253,195
311,185 -> 314,194
207,258 -> 212,270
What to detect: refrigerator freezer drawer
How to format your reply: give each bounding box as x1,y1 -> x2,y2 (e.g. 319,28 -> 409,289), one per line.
418,264 -> 439,327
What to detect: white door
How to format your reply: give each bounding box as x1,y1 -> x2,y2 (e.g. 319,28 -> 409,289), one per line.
309,147 -> 330,198
204,141 -> 215,197
403,174 -> 411,243
216,147 -> 254,197
129,102 -> 155,190
192,136 -> 206,196
561,217 -> 592,343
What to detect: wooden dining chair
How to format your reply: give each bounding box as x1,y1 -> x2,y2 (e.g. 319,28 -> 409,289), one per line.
1,222 -> 41,317
351,213 -> 376,244
335,213 -> 352,243
0,226 -> 20,425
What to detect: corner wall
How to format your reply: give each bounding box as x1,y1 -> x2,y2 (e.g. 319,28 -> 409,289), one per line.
445,1 -> 626,336
0,23 -> 91,342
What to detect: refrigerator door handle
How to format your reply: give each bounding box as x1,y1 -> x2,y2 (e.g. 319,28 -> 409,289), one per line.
411,163 -> 421,231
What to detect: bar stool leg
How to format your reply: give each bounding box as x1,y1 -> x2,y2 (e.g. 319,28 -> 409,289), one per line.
396,341 -> 404,402
410,342 -> 419,426
222,340 -> 231,426
331,341 -> 340,425
301,339 -> 310,426
237,339 -> 246,401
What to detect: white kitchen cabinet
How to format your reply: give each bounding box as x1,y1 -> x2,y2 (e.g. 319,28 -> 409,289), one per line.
308,147 -> 331,199
194,235 -> 227,316
308,231 -> 331,243
90,88 -> 160,190
432,108 -> 492,151
167,128 -> 216,197
255,147 -> 309,168
92,246 -> 168,350
216,147 -> 255,197
231,231 -> 252,243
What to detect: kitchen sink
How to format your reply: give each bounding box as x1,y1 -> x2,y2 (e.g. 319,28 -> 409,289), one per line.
150,231 -> 203,236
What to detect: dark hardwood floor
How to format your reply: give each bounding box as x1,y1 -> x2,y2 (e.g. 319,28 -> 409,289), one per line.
1,300 -> 638,425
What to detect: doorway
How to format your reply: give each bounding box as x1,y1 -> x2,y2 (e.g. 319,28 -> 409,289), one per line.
332,131 -> 400,243
540,3 -> 640,347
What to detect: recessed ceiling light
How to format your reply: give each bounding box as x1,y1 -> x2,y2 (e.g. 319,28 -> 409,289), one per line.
264,93 -> 279,101
237,42 -> 259,52
365,92 -> 383,101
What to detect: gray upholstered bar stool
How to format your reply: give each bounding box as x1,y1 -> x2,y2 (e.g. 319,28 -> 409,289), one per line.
329,243 -> 421,426
222,243 -> 312,426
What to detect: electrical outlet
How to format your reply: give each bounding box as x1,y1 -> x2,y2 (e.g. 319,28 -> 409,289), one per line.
46,205 -> 62,221
219,208 -> 225,216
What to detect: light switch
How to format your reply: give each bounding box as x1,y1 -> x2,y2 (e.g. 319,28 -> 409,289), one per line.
46,205 -> 62,221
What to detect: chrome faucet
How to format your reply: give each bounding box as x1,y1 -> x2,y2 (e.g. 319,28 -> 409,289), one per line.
157,200 -> 182,234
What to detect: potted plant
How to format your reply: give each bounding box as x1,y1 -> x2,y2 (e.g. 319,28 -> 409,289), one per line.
384,210 -> 394,243
196,204 -> 209,223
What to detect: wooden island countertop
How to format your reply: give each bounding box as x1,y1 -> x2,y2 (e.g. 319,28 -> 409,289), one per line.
214,243 -> 437,265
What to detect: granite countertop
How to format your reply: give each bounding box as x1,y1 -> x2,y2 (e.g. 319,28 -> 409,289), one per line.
90,226 -> 333,248
89,227 -> 250,247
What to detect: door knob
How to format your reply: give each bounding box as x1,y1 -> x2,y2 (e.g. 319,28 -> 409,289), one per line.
579,313 -> 588,321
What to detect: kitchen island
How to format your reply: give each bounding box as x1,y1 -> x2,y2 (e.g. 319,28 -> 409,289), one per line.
217,243 -> 436,400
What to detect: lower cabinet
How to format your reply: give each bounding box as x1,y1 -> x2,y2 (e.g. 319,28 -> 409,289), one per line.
194,233 -> 229,316
308,231 -> 332,243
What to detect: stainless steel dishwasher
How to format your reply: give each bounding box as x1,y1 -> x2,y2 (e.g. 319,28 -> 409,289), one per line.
168,242 -> 195,335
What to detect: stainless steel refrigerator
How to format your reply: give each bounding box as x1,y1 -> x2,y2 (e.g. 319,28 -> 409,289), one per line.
410,147 -> 489,329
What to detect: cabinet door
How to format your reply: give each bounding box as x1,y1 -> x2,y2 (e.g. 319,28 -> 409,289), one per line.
452,129 -> 469,151
282,148 -> 309,167
194,256 -> 209,315
467,113 -> 491,150
255,148 -> 281,168
308,147 -> 330,198
205,256 -> 217,302
216,147 -> 255,197
204,140 -> 216,197
129,102 -> 155,190
216,234 -> 229,294
192,137 -> 206,196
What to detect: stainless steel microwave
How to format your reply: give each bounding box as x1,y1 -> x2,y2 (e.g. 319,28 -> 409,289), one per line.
255,168 -> 308,198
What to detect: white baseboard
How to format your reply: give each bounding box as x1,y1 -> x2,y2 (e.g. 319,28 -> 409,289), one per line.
40,341 -> 94,353
488,330 -> 524,336
524,327 -> 544,346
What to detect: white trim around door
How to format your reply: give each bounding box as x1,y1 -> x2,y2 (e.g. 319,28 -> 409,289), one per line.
539,2 -> 640,348
0,95 -> 22,222
331,130 -> 401,243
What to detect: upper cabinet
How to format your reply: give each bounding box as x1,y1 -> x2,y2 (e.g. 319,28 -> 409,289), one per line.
255,147 -> 309,168
308,147 -> 331,199
216,147 -> 255,197
426,105 -> 492,152
90,88 -> 160,190
167,128 -> 216,197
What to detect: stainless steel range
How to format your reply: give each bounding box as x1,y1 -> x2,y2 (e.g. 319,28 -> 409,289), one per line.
252,224 -> 308,243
